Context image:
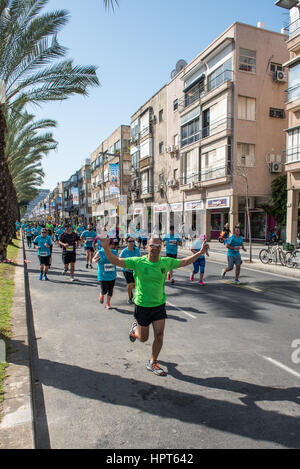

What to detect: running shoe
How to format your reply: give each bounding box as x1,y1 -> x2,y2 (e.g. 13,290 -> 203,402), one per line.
86,263 -> 89,269
199,281 -> 205,286
99,295 -> 104,304
147,360 -> 166,376
221,269 -> 227,279
44,274 -> 49,281
190,274 -> 194,282
127,298 -> 134,305
234,280 -> 241,285
62,269 -> 67,275
171,278 -> 175,285
167,272 -> 171,281
70,276 -> 75,282
105,302 -> 111,310
129,321 -> 137,343
90,264 -> 93,269
39,273 -> 43,281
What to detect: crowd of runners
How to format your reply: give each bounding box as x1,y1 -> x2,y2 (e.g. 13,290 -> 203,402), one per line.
18,220 -> 247,376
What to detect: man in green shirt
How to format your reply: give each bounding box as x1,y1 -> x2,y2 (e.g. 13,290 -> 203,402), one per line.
100,236 -> 209,376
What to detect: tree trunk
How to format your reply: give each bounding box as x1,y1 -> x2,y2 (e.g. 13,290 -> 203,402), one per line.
0,104 -> 19,260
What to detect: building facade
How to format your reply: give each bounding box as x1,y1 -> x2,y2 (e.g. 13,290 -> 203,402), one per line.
90,125 -> 131,228
163,22 -> 289,241
276,0 -> 300,245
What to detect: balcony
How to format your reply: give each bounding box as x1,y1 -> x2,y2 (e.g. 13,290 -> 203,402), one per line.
181,116 -> 232,149
180,165 -> 231,189
178,70 -> 233,113
286,83 -> 300,111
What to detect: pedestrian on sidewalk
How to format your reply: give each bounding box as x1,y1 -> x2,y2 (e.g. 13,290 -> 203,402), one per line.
190,234 -> 209,285
221,225 -> 247,285
93,239 -> 117,310
33,228 -> 53,281
99,236 -> 209,376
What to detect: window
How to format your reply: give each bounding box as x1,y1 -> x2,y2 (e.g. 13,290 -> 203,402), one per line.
181,117 -> 200,147
114,140 -> 121,154
181,148 -> 199,184
173,99 -> 178,111
270,63 -> 283,73
239,48 -> 256,74
141,170 -> 151,194
237,143 -> 255,167
159,109 -> 164,122
202,109 -> 210,138
238,96 -> 256,121
288,63 -> 300,102
131,151 -> 140,170
159,142 -> 164,154
287,128 -> 300,163
208,58 -> 233,92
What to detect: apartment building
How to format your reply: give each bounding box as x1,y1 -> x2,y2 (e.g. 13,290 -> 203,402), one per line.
276,0 -> 300,245
77,159 -> 92,225
163,22 -> 289,241
90,125 -> 131,226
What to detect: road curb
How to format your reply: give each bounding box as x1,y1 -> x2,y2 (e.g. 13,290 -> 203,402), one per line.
0,237 -> 35,449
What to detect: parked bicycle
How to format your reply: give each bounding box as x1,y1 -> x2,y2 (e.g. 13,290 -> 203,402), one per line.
286,248 -> 300,269
259,242 -> 286,266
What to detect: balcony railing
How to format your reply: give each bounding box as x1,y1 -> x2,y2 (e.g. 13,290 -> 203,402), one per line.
180,165 -> 230,186
286,17 -> 300,40
181,116 -> 232,148
286,83 -> 300,103
284,146 -> 300,164
179,70 -> 233,113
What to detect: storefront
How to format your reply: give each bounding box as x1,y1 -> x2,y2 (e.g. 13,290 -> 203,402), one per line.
184,200 -> 205,235
206,197 -> 230,239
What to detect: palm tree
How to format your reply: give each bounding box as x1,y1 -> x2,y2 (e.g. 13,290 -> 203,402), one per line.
6,106 -> 58,209
0,0 -> 100,259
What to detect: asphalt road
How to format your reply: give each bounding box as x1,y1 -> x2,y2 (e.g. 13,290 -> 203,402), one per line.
23,243 -> 300,449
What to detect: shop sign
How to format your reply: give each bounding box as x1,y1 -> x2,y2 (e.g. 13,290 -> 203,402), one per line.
153,204 -> 168,213
207,197 -> 230,209
185,200 -> 204,211
170,203 -> 183,212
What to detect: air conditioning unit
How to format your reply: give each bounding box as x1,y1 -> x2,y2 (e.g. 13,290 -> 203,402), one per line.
269,162 -> 282,173
188,182 -> 194,189
274,71 -> 287,82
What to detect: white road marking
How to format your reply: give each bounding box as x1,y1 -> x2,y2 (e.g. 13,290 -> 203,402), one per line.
219,279 -> 263,292
166,301 -> 197,319
262,356 -> 300,380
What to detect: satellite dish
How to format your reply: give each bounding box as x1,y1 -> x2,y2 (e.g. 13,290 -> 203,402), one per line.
176,59 -> 187,73
170,69 -> 177,79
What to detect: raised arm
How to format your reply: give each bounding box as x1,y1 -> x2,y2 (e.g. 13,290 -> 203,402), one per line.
178,243 -> 209,268
100,238 -> 126,268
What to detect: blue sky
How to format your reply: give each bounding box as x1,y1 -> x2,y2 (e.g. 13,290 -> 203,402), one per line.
37,0 -> 289,190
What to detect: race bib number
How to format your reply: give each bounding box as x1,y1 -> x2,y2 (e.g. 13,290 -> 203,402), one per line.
40,252 -> 48,257
170,240 -> 177,245
87,237 -> 93,241
66,246 -> 74,252
104,264 -> 115,272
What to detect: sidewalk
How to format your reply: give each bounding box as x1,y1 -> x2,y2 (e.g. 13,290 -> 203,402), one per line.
0,240 -> 34,449
178,240 -> 300,281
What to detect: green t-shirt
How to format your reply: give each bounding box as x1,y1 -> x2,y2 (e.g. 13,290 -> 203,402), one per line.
124,256 -> 181,307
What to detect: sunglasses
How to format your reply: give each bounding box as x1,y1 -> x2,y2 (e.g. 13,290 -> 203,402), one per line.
149,244 -> 161,249
127,240 -> 134,243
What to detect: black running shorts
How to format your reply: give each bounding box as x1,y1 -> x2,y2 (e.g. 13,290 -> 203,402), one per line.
123,271 -> 135,284
62,252 -> 76,265
134,303 -> 167,327
38,255 -> 51,266
99,280 -> 115,296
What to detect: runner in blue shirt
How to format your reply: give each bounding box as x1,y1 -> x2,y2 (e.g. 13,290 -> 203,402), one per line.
81,224 -> 97,269
25,226 -> 34,248
33,228 -> 53,281
120,235 -> 141,304
221,225 -> 247,285
163,225 -> 182,284
190,234 -> 210,285
93,240 -> 117,309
